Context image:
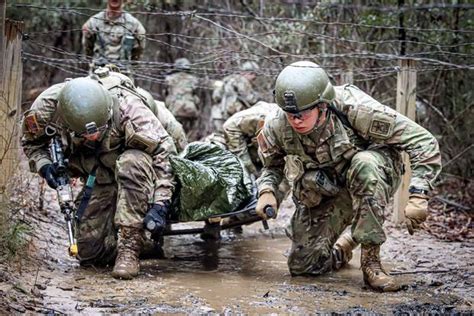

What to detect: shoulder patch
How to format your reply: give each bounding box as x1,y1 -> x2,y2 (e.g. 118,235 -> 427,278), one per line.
24,112 -> 40,134
257,129 -> 276,154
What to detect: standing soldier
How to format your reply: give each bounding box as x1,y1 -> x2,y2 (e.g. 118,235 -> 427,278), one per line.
22,77 -> 176,280
211,61 -> 261,133
82,0 -> 146,74
164,58 -> 200,135
255,61 -> 441,292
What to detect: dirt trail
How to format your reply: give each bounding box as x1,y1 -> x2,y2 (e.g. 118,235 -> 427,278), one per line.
1,193 -> 473,314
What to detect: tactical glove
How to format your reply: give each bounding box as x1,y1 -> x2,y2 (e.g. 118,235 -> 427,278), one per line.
39,164 -> 59,189
256,191 -> 277,220
404,194 -> 429,235
143,202 -> 170,236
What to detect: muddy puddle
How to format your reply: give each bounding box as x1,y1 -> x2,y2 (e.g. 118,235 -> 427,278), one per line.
29,226 -> 470,314
3,193 -> 472,314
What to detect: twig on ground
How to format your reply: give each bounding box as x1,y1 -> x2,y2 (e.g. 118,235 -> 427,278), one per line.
390,269 -> 453,275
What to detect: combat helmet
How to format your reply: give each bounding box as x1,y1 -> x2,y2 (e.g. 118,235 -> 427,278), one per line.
174,58 -> 191,71
240,61 -> 260,73
274,61 -> 335,113
58,77 -> 112,134
136,87 -> 159,116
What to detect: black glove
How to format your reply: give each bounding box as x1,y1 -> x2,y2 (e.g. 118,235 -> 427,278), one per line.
39,164 -> 59,189
143,203 -> 170,236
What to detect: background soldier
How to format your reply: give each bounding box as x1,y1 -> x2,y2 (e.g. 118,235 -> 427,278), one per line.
136,87 -> 188,153
22,77 -> 176,280
164,58 -> 200,136
211,61 -> 261,133
255,61 -> 441,292
223,101 -> 279,177
82,0 -> 146,74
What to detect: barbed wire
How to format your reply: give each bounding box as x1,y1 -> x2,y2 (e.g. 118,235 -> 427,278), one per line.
11,3 -> 474,34
26,27 -> 474,52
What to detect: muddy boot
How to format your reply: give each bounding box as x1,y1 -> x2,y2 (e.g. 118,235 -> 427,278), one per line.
332,231 -> 359,270
361,245 -> 400,292
112,227 -> 143,280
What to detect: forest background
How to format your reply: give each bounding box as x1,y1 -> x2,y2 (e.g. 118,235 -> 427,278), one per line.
1,0 -> 473,259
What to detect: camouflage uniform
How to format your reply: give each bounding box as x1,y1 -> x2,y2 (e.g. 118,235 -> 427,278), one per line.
223,101 -> 279,177
164,72 -> 200,132
22,80 -> 176,266
211,74 -> 260,133
154,100 -> 188,153
82,10 -> 146,72
257,84 -> 441,276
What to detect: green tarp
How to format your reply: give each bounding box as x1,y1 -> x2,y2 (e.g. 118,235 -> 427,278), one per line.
170,142 -> 254,222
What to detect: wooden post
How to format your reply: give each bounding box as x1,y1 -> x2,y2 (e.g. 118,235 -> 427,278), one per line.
0,0 -> 5,88
393,59 -> 416,223
0,18 -> 23,203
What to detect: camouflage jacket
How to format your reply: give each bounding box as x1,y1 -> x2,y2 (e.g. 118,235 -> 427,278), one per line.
257,84 -> 441,195
21,81 -> 176,204
164,72 -> 200,118
223,101 -> 279,175
154,100 -> 188,152
82,10 -> 146,62
212,74 -> 260,120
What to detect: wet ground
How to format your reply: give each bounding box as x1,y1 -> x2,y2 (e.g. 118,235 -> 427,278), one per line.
1,193 -> 473,314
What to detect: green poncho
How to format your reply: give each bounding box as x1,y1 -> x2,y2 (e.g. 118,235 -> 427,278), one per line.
170,142 -> 254,222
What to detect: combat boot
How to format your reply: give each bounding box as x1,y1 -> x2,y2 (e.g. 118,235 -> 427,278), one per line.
112,227 -> 143,280
360,244 -> 400,292
332,231 -> 359,270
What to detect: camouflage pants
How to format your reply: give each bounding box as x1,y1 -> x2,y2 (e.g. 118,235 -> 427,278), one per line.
75,149 -> 156,265
288,148 -> 402,276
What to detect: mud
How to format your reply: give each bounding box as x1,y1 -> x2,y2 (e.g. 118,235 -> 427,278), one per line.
1,191 -> 473,314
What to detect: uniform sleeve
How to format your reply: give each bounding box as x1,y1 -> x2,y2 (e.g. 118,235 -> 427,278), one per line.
131,17 -> 146,61
223,115 -> 257,175
341,85 -> 441,191
81,17 -> 96,57
156,101 -> 188,153
256,119 -> 285,196
21,85 -> 64,173
120,94 -> 176,203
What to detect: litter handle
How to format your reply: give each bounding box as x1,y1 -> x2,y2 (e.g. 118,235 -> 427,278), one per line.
264,205 -> 276,219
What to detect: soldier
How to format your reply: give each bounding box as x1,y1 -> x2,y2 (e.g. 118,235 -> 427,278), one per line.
82,0 -> 146,74
255,61 -> 441,292
22,76 -> 176,280
136,87 -> 188,152
164,58 -> 200,134
211,61 -> 261,133
223,101 -> 279,177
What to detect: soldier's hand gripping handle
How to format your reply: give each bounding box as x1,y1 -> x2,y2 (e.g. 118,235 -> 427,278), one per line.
256,191 -> 278,220
404,193 -> 429,235
143,202 -> 170,236
39,164 -> 59,189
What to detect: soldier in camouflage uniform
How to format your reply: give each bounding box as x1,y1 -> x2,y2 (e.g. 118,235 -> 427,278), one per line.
136,87 -> 188,152
211,61 -> 261,133
22,76 -> 176,280
255,61 -> 441,292
82,0 -> 146,74
164,58 -> 200,134
223,101 -> 279,177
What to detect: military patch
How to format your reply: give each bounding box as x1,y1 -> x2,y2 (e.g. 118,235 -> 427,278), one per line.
25,112 -> 40,134
256,131 -> 270,153
370,120 -> 391,136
